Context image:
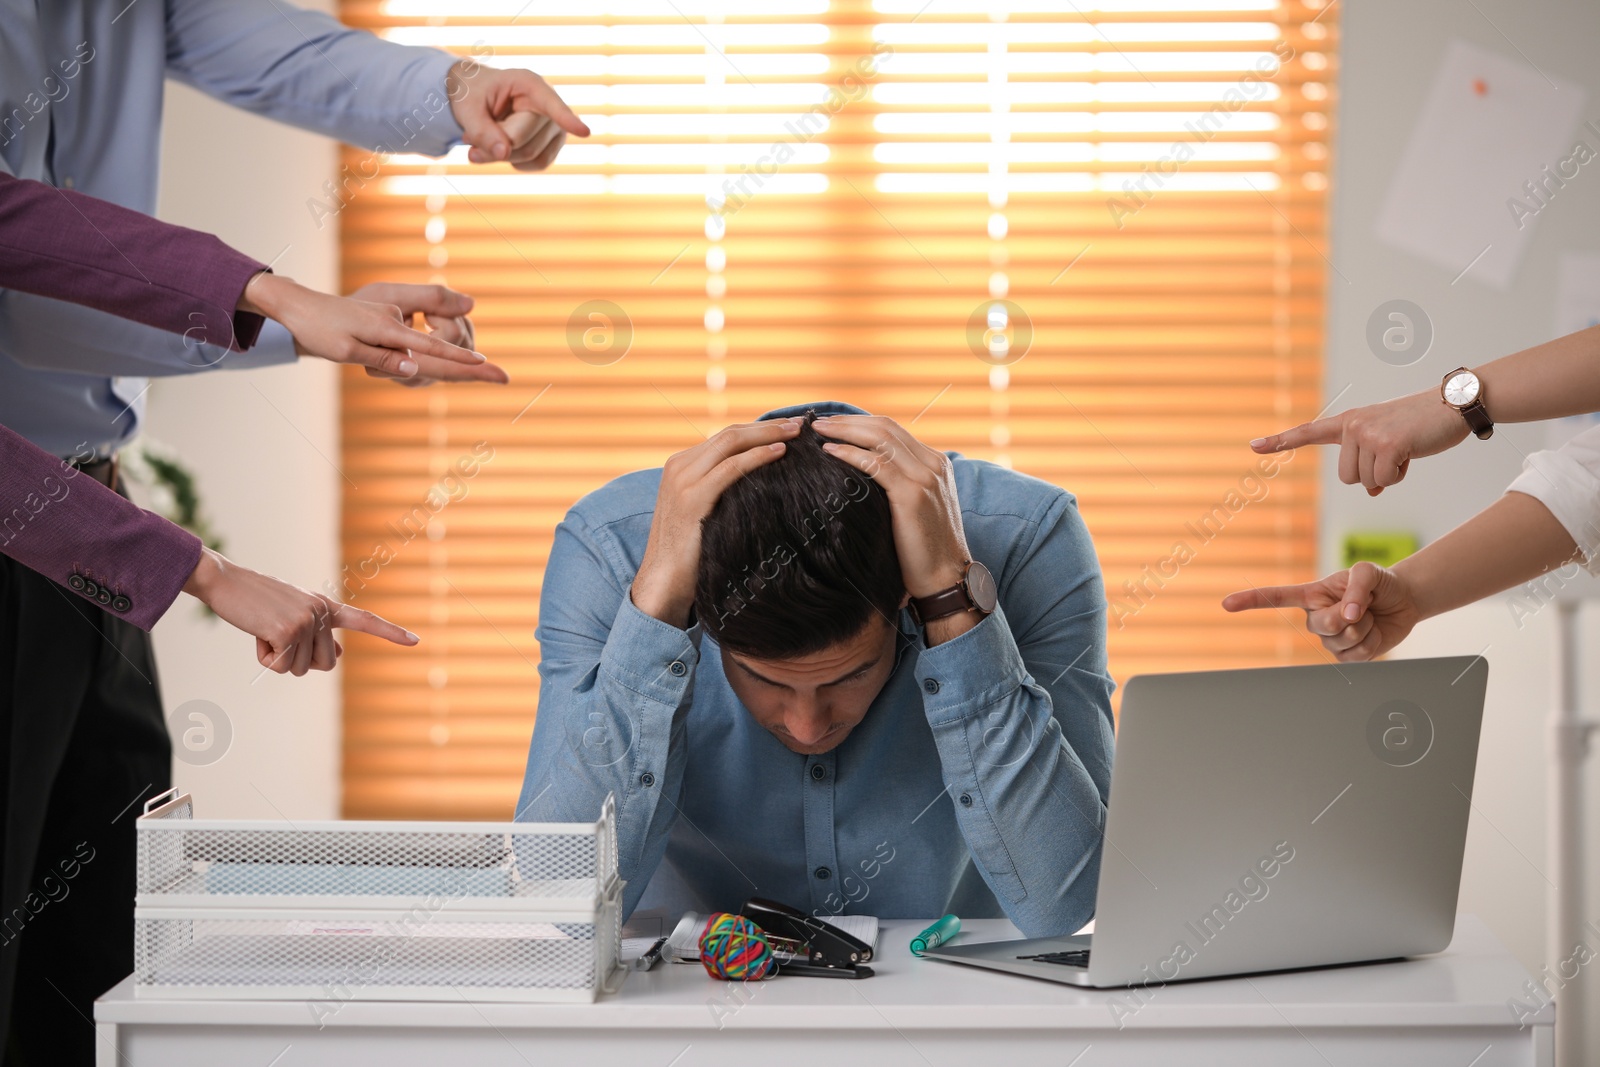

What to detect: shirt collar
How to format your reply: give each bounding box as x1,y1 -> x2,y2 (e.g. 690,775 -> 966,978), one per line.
757,400 -> 871,421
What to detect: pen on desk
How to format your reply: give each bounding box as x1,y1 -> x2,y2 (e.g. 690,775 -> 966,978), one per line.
634,935 -> 670,971
910,914 -> 961,957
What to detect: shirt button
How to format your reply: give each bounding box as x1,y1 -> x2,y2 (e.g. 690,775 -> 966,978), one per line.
814,866 -> 832,880
68,575 -> 86,592
111,595 -> 132,613
668,660 -> 687,677
922,678 -> 941,694
639,772 -> 656,788
62,176 -> 74,189
959,792 -> 973,807
810,764 -> 827,781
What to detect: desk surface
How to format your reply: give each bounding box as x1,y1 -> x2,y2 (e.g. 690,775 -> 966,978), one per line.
98,914 -> 1550,1033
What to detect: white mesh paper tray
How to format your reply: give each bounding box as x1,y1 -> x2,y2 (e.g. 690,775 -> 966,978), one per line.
136,789 -> 618,912
133,882 -> 623,1002
133,790 -> 624,1002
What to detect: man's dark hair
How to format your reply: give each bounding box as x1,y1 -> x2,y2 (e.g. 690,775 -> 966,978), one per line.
696,412 -> 903,659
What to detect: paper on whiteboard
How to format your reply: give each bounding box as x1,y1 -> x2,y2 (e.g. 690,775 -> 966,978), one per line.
1374,40 -> 1588,289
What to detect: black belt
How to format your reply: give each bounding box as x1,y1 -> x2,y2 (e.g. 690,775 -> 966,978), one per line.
68,455 -> 119,489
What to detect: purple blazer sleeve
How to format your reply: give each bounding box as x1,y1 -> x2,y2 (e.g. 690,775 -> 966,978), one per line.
0,425 -> 202,631
0,172 -> 269,352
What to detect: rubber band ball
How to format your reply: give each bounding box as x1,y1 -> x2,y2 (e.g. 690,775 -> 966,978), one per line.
698,912 -> 778,981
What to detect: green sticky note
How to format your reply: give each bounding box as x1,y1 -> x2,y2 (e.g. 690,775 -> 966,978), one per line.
1342,532 -> 1417,570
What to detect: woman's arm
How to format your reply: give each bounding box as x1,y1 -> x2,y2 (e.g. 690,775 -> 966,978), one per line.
0,171 -> 268,351
1470,326 -> 1600,424
0,423 -> 416,673
0,173 -> 504,383
1221,491 -> 1580,661
1249,325 -> 1600,494
1398,492 -> 1581,620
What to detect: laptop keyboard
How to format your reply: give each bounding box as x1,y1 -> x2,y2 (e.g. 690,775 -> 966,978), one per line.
1017,949 -> 1091,968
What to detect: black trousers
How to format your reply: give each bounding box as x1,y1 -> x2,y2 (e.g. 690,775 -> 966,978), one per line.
0,536 -> 169,1066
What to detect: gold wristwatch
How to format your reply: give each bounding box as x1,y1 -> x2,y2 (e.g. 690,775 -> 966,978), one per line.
1441,367 -> 1493,440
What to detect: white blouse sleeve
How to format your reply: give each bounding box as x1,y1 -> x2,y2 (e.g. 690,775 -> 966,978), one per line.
1505,422 -> 1600,575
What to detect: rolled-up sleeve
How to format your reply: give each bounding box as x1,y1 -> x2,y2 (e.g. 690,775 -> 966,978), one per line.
1506,422 -> 1600,574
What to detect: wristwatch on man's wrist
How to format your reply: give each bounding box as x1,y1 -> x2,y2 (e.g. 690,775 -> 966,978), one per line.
907,560 -> 998,627
1441,367 -> 1494,440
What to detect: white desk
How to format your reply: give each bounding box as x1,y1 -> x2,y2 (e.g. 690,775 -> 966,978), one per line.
95,914 -> 1553,1066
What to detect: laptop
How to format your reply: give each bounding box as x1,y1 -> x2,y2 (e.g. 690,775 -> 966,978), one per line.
922,656 -> 1487,988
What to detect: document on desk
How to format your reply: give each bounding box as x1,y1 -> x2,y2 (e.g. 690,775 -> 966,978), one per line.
664,912 -> 879,962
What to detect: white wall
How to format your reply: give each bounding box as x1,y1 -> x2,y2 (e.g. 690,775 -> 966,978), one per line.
1330,0 -> 1600,1051
145,66 -> 342,821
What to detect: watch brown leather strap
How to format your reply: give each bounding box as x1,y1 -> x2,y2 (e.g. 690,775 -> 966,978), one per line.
1458,399 -> 1493,440
907,584 -> 973,627
907,560 -> 997,627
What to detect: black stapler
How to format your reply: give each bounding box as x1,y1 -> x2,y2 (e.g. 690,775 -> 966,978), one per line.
740,897 -> 875,979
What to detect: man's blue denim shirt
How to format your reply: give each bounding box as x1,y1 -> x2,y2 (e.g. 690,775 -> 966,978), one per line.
517,401 -> 1115,937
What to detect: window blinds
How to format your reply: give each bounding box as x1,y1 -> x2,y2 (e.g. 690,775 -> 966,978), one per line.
337,0 -> 1336,818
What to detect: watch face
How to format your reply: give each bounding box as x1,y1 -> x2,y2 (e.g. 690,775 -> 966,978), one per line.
965,561 -> 999,614
1443,371 -> 1480,407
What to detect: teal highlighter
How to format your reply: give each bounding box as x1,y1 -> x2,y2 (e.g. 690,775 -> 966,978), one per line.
910,914 -> 961,957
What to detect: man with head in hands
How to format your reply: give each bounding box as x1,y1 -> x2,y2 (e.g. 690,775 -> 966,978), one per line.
519,402 -> 1114,938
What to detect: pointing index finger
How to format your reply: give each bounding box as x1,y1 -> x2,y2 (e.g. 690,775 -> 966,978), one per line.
1221,584 -> 1315,613
513,75 -> 590,137
1250,415 -> 1343,454
328,601 -> 419,646
385,321 -> 485,365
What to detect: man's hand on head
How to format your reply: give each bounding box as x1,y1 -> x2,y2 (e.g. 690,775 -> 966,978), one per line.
631,418 -> 805,629
448,60 -> 590,172
811,414 -> 979,645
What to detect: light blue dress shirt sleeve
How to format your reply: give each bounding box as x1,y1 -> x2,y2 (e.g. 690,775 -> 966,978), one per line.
0,305 -> 300,453
519,505 -> 700,918
913,487 -> 1116,935
0,0 -> 468,451
164,0 -> 465,156
0,299 -> 298,378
